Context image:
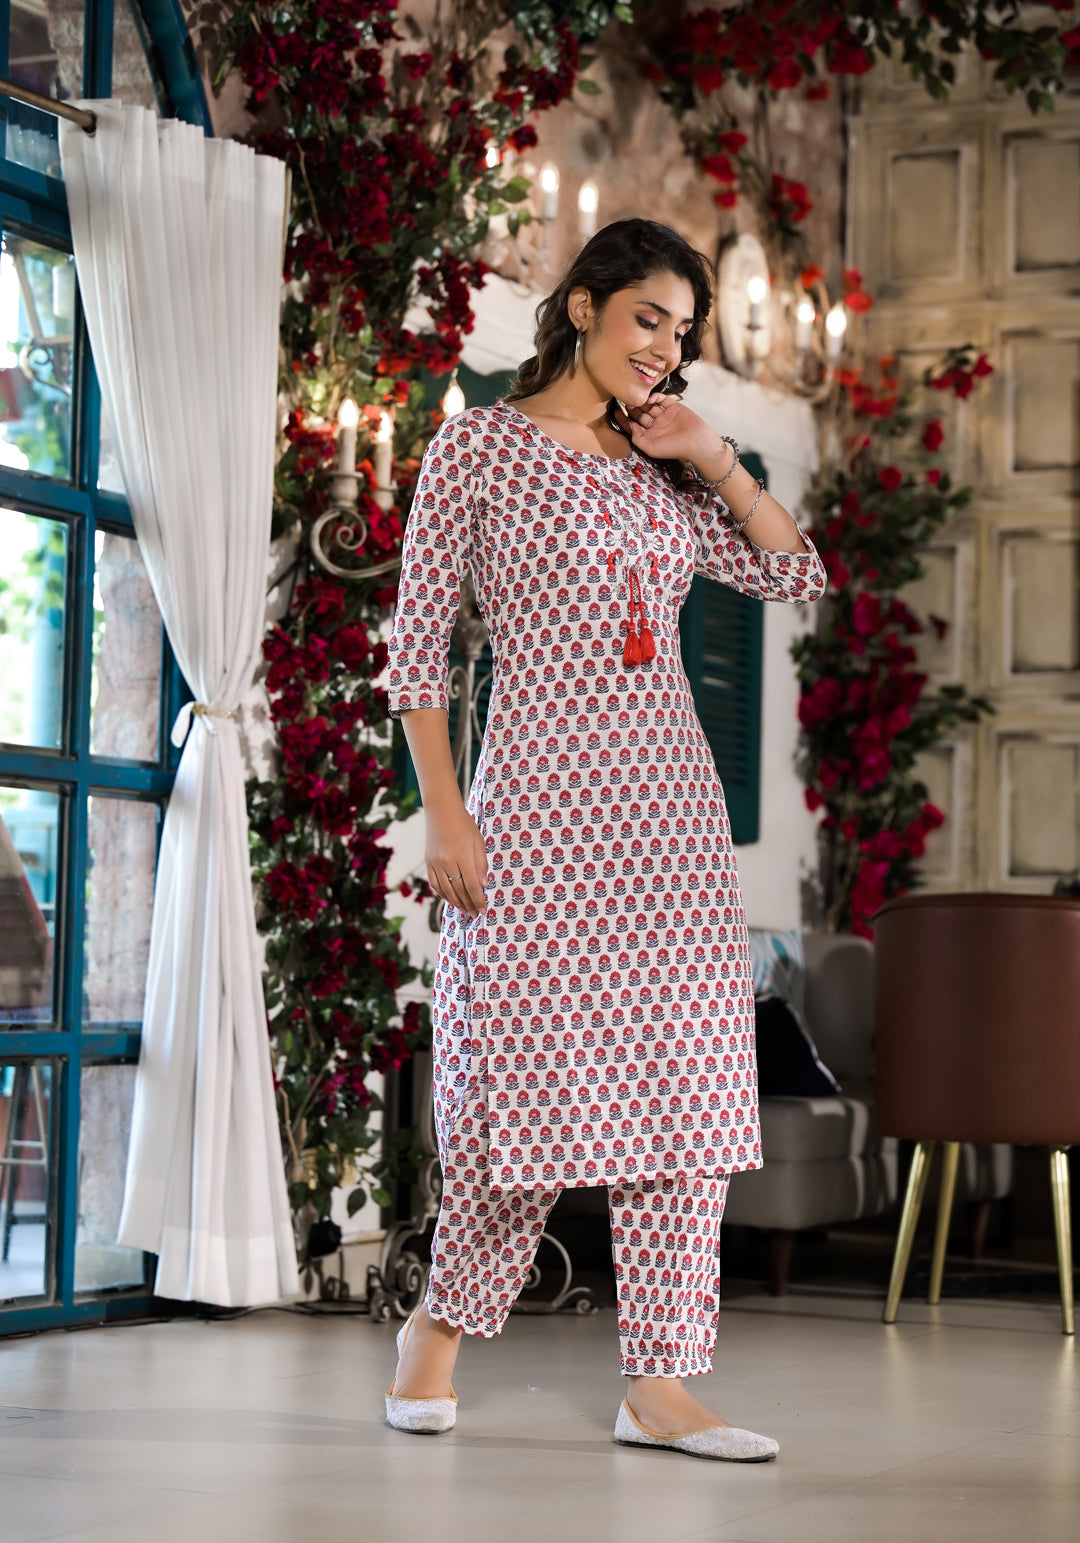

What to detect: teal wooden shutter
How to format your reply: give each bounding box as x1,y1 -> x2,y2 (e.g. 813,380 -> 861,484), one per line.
679,451 -> 766,845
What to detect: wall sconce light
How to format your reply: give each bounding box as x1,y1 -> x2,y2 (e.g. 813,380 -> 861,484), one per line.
795,299 -> 816,353
336,397 -> 359,473
441,370 -> 466,418
539,162 -> 560,221
824,302 -> 848,360
328,396 -> 360,510
746,274 -> 767,333
577,178 -> 598,241
372,407 -> 395,511
717,232 -> 771,377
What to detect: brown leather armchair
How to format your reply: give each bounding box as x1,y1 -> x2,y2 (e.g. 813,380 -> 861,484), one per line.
874,893 -> 1079,1334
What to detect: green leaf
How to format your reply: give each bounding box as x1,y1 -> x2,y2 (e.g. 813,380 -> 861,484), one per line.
346,1187 -> 368,1216
502,175 -> 532,203
371,1186 -> 393,1208
577,77 -> 602,96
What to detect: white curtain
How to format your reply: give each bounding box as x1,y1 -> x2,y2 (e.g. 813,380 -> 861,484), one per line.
60,104 -> 299,1306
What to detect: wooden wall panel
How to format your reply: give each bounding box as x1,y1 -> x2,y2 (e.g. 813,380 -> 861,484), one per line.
849,51 -> 1080,894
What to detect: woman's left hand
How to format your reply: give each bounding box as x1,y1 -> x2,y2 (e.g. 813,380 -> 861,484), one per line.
614,394 -> 719,465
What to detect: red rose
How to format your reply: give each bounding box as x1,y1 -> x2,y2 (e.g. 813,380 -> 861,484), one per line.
714,189 -> 738,209
332,623 -> 371,672
768,59 -> 804,91
921,418 -> 945,452
701,153 -> 736,183
973,353 -> 994,378
805,80 -> 830,101
926,468 -> 942,484
692,63 -> 725,93
800,263 -> 824,289
718,130 -> 747,153
878,466 -> 903,492
508,124 -> 537,151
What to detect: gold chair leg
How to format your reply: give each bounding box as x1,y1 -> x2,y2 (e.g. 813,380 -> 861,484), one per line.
884,1140 -> 935,1324
928,1141 -> 960,1306
1049,1147 -> 1074,1337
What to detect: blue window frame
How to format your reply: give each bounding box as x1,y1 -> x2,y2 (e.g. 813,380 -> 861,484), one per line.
0,0 -> 207,1335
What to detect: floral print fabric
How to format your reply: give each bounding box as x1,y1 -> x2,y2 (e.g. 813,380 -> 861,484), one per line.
388,404 -> 827,1191
428,1077 -> 730,1377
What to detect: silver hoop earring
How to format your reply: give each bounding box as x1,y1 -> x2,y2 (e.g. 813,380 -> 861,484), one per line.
573,328 -> 583,369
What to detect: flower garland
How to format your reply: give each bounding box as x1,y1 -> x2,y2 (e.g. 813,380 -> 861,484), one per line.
214,0 -> 621,1228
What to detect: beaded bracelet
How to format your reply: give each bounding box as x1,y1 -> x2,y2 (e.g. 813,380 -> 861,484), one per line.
695,434 -> 740,490
728,477 -> 766,532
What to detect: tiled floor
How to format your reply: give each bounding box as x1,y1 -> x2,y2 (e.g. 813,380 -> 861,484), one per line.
0,1285 -> 1076,1543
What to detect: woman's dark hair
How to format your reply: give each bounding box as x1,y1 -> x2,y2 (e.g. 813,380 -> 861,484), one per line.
503,218 -> 714,489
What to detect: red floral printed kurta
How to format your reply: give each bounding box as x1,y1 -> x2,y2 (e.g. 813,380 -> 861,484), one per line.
388,404 -> 827,1192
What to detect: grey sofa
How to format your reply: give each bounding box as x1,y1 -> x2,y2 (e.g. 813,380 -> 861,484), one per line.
725,931 -> 1013,1294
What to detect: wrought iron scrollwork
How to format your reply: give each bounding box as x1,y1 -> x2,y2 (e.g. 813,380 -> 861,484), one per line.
310,466 -> 403,581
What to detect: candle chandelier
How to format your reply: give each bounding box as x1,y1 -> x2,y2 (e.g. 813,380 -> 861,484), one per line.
309,398 -> 403,581
716,231 -> 851,400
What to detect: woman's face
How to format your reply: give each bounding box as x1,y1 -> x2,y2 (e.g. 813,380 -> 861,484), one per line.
568,270 -> 698,407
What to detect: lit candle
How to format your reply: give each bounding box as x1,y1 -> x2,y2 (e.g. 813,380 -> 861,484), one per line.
373,409 -> 394,509
747,274 -> 768,332
540,162 -> 560,221
795,299 -> 816,352
485,143 -> 500,169
824,302 -> 848,359
337,397 -> 359,473
442,372 -> 466,417
577,178 -> 598,241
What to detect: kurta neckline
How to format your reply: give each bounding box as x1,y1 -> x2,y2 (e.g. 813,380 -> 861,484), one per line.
495,401 -> 639,467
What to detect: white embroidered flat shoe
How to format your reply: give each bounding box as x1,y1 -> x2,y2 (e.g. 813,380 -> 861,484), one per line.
385,1311 -> 458,1434
614,1398 -> 779,1463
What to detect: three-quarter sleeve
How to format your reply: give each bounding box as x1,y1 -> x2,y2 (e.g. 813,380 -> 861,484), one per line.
386,414 -> 480,719
683,486 -> 828,605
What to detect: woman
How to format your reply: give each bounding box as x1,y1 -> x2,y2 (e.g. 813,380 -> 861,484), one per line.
385,219 -> 827,1461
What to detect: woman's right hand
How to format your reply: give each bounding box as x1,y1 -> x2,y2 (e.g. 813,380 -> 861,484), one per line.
425,797 -> 489,919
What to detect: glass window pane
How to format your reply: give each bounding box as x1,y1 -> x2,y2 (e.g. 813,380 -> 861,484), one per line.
0,787 -> 59,1027
84,796 -> 158,1025
5,2 -> 81,177
97,408 -> 125,494
0,1060 -> 53,1303
0,234 -> 76,480
0,507 -> 68,750
91,531 -> 162,761
75,1063 -> 144,1293
113,0 -> 163,113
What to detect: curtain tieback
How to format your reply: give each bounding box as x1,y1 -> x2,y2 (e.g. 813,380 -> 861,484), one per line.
171,701 -> 240,747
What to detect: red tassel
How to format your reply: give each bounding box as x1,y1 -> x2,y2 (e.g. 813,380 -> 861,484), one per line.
638,624 -> 656,662
623,628 -> 641,666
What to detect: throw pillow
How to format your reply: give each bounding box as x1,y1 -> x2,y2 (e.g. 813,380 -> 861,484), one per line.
748,927 -> 807,1022
754,992 -> 842,1098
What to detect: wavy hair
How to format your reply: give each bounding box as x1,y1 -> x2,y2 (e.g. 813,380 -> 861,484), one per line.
503,218 -> 714,489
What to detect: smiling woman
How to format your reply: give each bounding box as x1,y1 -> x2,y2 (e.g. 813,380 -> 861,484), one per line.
385,217 -> 826,1451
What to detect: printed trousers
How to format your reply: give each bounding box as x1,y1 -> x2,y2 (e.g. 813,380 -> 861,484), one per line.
426,1082 -> 730,1378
